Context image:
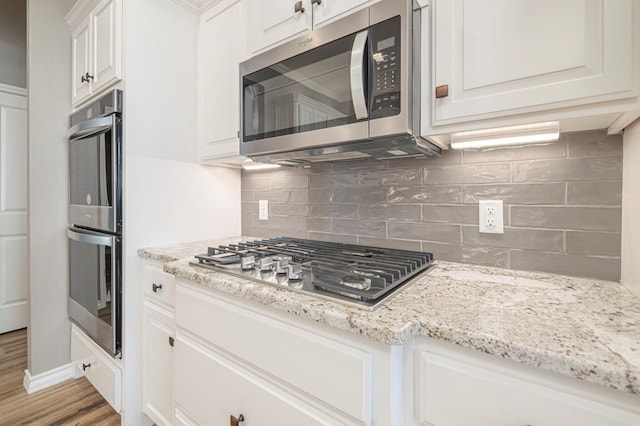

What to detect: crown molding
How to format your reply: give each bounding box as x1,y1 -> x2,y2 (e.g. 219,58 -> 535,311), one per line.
170,0 -> 220,14
0,83 -> 27,97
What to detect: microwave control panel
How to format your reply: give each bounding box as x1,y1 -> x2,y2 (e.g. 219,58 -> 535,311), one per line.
370,16 -> 401,119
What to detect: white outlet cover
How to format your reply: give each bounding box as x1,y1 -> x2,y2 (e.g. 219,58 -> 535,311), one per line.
258,200 -> 268,221
479,200 -> 504,234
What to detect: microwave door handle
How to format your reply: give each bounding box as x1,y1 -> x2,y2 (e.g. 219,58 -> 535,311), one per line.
68,116 -> 114,141
350,30 -> 369,120
68,228 -> 114,247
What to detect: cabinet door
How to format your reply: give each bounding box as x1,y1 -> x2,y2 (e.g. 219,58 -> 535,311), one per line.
250,0 -> 311,54
91,0 -> 121,95
312,0 -> 370,27
174,334 -> 341,426
432,0 -> 636,125
71,16 -> 91,105
200,1 -> 243,161
142,302 -> 174,426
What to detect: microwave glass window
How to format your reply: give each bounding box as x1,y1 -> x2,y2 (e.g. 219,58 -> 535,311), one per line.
243,32 -> 365,142
69,133 -> 113,208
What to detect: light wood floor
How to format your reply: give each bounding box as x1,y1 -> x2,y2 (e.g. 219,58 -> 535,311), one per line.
0,328 -> 121,425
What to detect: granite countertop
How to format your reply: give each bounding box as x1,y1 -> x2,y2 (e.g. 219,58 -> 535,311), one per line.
138,238 -> 640,395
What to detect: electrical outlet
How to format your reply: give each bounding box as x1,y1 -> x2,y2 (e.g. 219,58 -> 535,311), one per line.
479,200 -> 504,234
258,200 -> 269,221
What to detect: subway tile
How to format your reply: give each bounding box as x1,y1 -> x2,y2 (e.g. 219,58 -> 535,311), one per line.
463,140 -> 566,163
309,203 -> 358,219
264,215 -> 308,230
357,236 -> 422,251
388,185 -> 462,204
463,183 -> 566,205
566,231 -> 621,257
422,205 -> 478,224
567,182 -> 621,206
360,168 -> 422,186
510,250 -> 620,281
307,217 -> 332,233
384,149 -> 463,167
270,175 -> 309,190
424,164 -> 510,185
512,157 -> 621,182
333,219 -> 386,237
242,176 -> 271,190
309,174 -> 333,189
241,225 -> 274,239
307,232 -> 358,245
242,202 -> 258,214
461,246 -> 509,268
421,242 -> 463,262
309,188 -> 332,203
331,159 -> 388,173
388,222 -> 461,244
270,203 -> 309,216
332,187 -> 387,204
289,189 -> 309,203
241,190 -> 254,202
511,206 -> 621,231
359,204 -> 421,222
566,130 -> 622,158
333,172 -> 359,188
463,226 -> 564,252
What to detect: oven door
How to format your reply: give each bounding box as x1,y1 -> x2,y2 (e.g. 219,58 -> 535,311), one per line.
68,114 -> 122,234
68,227 -> 121,356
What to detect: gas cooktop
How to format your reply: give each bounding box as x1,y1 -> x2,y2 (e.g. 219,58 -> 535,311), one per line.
190,237 -> 434,310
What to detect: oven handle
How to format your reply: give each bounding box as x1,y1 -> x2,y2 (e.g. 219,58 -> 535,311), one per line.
68,228 -> 114,247
350,30 -> 369,120
68,115 -> 114,141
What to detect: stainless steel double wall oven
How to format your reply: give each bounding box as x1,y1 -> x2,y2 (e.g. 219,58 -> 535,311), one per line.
67,89 -> 123,357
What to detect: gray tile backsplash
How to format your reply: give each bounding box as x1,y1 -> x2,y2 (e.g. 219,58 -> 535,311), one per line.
241,130 -> 622,281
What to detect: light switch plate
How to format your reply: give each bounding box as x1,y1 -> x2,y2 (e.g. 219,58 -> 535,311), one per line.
479,200 -> 504,234
258,200 -> 268,221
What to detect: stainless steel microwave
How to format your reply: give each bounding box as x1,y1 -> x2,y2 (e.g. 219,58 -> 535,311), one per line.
239,0 -> 440,166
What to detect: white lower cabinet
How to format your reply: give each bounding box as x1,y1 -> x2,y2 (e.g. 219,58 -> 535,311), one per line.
70,324 -> 122,413
142,262 -> 176,426
415,341 -> 640,426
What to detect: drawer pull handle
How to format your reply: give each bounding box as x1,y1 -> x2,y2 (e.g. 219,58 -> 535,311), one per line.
152,283 -> 163,293
169,336 -> 175,347
294,1 -> 305,14
80,72 -> 94,83
230,414 -> 244,426
435,84 -> 449,99
82,362 -> 91,371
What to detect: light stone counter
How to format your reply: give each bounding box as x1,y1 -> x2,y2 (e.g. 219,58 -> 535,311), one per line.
138,238 -> 640,395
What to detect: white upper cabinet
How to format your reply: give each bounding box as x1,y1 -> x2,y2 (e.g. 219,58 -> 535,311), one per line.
426,0 -> 639,132
199,0 -> 247,165
249,0 -> 372,54
68,0 -> 122,107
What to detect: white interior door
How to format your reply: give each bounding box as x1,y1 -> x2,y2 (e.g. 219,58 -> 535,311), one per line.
0,88 -> 28,334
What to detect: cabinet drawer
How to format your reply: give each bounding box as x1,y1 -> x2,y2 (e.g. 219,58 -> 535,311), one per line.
176,284 -> 373,423
144,264 -> 175,308
416,350 -> 640,426
70,324 -> 122,413
175,334 -> 339,425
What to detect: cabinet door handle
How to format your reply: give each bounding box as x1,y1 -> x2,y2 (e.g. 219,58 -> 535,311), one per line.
294,1 -> 305,14
435,84 -> 449,99
312,0 -> 321,5
168,336 -> 175,347
152,283 -> 163,293
230,414 -> 245,426
82,362 -> 91,371
81,72 -> 94,83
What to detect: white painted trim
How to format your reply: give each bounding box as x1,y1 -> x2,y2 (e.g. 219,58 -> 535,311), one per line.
0,83 -> 27,97
170,0 -> 220,14
23,364 -> 75,394
608,111 -> 640,135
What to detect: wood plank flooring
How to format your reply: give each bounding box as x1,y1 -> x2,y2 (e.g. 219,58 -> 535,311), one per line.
0,328 -> 121,425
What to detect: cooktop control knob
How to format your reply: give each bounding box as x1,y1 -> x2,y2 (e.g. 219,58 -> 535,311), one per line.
257,256 -> 274,272
240,255 -> 255,270
273,256 -> 292,274
287,264 -> 303,281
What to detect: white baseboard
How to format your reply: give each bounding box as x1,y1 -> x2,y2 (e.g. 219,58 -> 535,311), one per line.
23,363 -> 75,394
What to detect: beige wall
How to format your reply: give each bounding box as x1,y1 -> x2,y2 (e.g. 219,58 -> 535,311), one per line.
27,0 -> 76,376
0,0 -> 26,87
622,118 -> 640,297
